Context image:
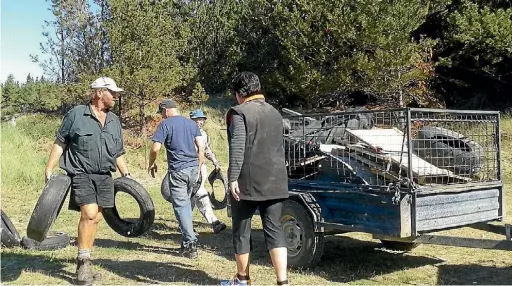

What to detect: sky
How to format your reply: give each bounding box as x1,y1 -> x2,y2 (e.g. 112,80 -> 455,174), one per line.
1,0 -> 54,83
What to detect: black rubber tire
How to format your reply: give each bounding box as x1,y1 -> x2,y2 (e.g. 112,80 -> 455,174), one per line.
22,232 -> 70,251
207,169 -> 228,210
103,177 -> 155,237
281,199 -> 324,269
380,240 -> 419,251
26,174 -> 71,242
1,210 -> 21,248
413,126 -> 485,175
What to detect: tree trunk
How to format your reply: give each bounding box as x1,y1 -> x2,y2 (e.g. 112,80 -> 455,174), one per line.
139,89 -> 145,135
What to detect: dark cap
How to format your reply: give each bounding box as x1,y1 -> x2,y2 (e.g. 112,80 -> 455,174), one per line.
157,99 -> 177,113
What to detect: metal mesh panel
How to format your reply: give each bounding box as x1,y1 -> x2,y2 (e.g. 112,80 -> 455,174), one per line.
283,108 -> 500,189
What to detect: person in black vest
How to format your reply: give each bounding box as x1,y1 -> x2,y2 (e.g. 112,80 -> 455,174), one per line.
222,72 -> 289,286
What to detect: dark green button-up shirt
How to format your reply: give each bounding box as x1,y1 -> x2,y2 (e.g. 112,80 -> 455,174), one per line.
56,104 -> 125,175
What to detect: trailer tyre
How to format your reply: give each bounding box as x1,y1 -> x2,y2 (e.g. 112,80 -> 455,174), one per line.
103,177 -> 155,237
281,199 -> 324,269
380,240 -> 418,251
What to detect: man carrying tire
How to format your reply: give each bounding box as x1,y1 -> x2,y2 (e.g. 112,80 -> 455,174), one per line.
148,99 -> 205,259
44,77 -> 131,285
222,72 -> 289,286
189,109 -> 227,234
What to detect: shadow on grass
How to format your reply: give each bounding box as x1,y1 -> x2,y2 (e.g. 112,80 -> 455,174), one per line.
95,258 -> 218,285
1,252 -> 74,284
145,228 -> 446,283
91,238 -> 184,258
94,232 -> 447,283
437,264 -> 512,285
309,236 -> 444,283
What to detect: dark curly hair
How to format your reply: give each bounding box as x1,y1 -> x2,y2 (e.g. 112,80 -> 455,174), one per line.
231,71 -> 262,98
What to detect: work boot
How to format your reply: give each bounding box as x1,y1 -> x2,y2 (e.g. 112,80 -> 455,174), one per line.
212,220 -> 227,234
180,241 -> 198,259
76,258 -> 101,285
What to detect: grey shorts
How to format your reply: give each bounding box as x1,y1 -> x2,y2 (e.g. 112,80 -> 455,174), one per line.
68,173 -> 114,211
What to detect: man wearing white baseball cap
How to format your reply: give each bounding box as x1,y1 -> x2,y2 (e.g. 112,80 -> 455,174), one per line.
44,76 -> 130,285
90,76 -> 124,92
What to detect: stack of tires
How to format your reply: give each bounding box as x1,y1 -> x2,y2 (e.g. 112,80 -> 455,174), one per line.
413,126 -> 485,175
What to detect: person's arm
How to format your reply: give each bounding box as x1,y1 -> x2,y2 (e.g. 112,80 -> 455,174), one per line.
204,132 -> 220,169
116,155 -> 130,177
115,122 -> 130,177
44,140 -> 66,182
44,111 -> 73,182
192,124 -> 205,170
227,112 -> 246,201
148,122 -> 166,177
228,113 -> 246,183
148,142 -> 161,177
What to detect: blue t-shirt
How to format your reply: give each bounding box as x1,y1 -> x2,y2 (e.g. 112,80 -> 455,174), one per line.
152,116 -> 201,172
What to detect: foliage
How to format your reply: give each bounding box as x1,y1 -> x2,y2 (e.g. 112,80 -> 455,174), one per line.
3,0 -> 512,122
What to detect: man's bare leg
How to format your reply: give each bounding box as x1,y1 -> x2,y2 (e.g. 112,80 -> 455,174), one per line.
78,204 -> 102,250
76,204 -> 103,283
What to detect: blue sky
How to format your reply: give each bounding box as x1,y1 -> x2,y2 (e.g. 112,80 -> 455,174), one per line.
1,0 -> 54,83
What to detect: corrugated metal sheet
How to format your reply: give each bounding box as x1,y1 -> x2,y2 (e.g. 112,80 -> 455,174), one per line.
415,188 -> 501,232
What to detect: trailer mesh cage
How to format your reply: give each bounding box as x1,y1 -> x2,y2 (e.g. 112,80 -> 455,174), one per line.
283,108 -> 501,189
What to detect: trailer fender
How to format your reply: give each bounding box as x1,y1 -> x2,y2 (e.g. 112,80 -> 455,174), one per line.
288,191 -> 324,232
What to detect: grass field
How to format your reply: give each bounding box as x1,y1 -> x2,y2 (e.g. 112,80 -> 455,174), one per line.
1,109 -> 512,285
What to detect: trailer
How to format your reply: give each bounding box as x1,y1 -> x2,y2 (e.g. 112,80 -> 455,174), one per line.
278,108 -> 511,268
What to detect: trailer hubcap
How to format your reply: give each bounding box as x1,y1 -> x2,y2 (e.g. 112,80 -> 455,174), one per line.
282,215 -> 303,256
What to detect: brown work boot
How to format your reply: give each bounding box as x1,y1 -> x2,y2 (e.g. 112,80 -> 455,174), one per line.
76,258 -> 101,285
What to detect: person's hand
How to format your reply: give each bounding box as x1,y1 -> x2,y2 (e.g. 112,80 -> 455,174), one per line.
229,181 -> 240,201
44,169 -> 52,184
148,163 -> 158,178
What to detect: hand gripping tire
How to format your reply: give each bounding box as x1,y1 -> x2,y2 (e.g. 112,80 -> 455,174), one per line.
413,126 -> 485,175
207,168 -> 228,210
1,210 -> 21,248
26,174 -> 71,242
22,231 -> 70,251
103,177 -> 155,237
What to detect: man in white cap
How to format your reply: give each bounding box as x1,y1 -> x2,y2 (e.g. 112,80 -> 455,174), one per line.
44,76 -> 130,285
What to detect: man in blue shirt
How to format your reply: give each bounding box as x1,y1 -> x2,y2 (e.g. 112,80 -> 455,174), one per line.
148,99 -> 204,259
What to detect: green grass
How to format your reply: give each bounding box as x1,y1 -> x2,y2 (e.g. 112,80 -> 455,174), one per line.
1,112 -> 512,285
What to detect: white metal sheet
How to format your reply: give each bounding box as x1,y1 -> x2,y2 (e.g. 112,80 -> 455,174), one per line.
345,128 -> 458,177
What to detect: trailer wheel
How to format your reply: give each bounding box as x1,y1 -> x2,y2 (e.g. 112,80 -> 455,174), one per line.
380,240 -> 418,251
281,199 -> 324,269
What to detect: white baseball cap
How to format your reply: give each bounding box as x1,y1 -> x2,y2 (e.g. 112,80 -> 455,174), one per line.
90,77 -> 124,92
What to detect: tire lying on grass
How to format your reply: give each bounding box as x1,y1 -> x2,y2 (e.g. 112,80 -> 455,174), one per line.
103,177 -> 155,237
26,174 -> 71,242
207,169 -> 228,210
413,126 -> 485,175
22,232 -> 70,251
1,210 -> 21,248
281,199 -> 324,269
